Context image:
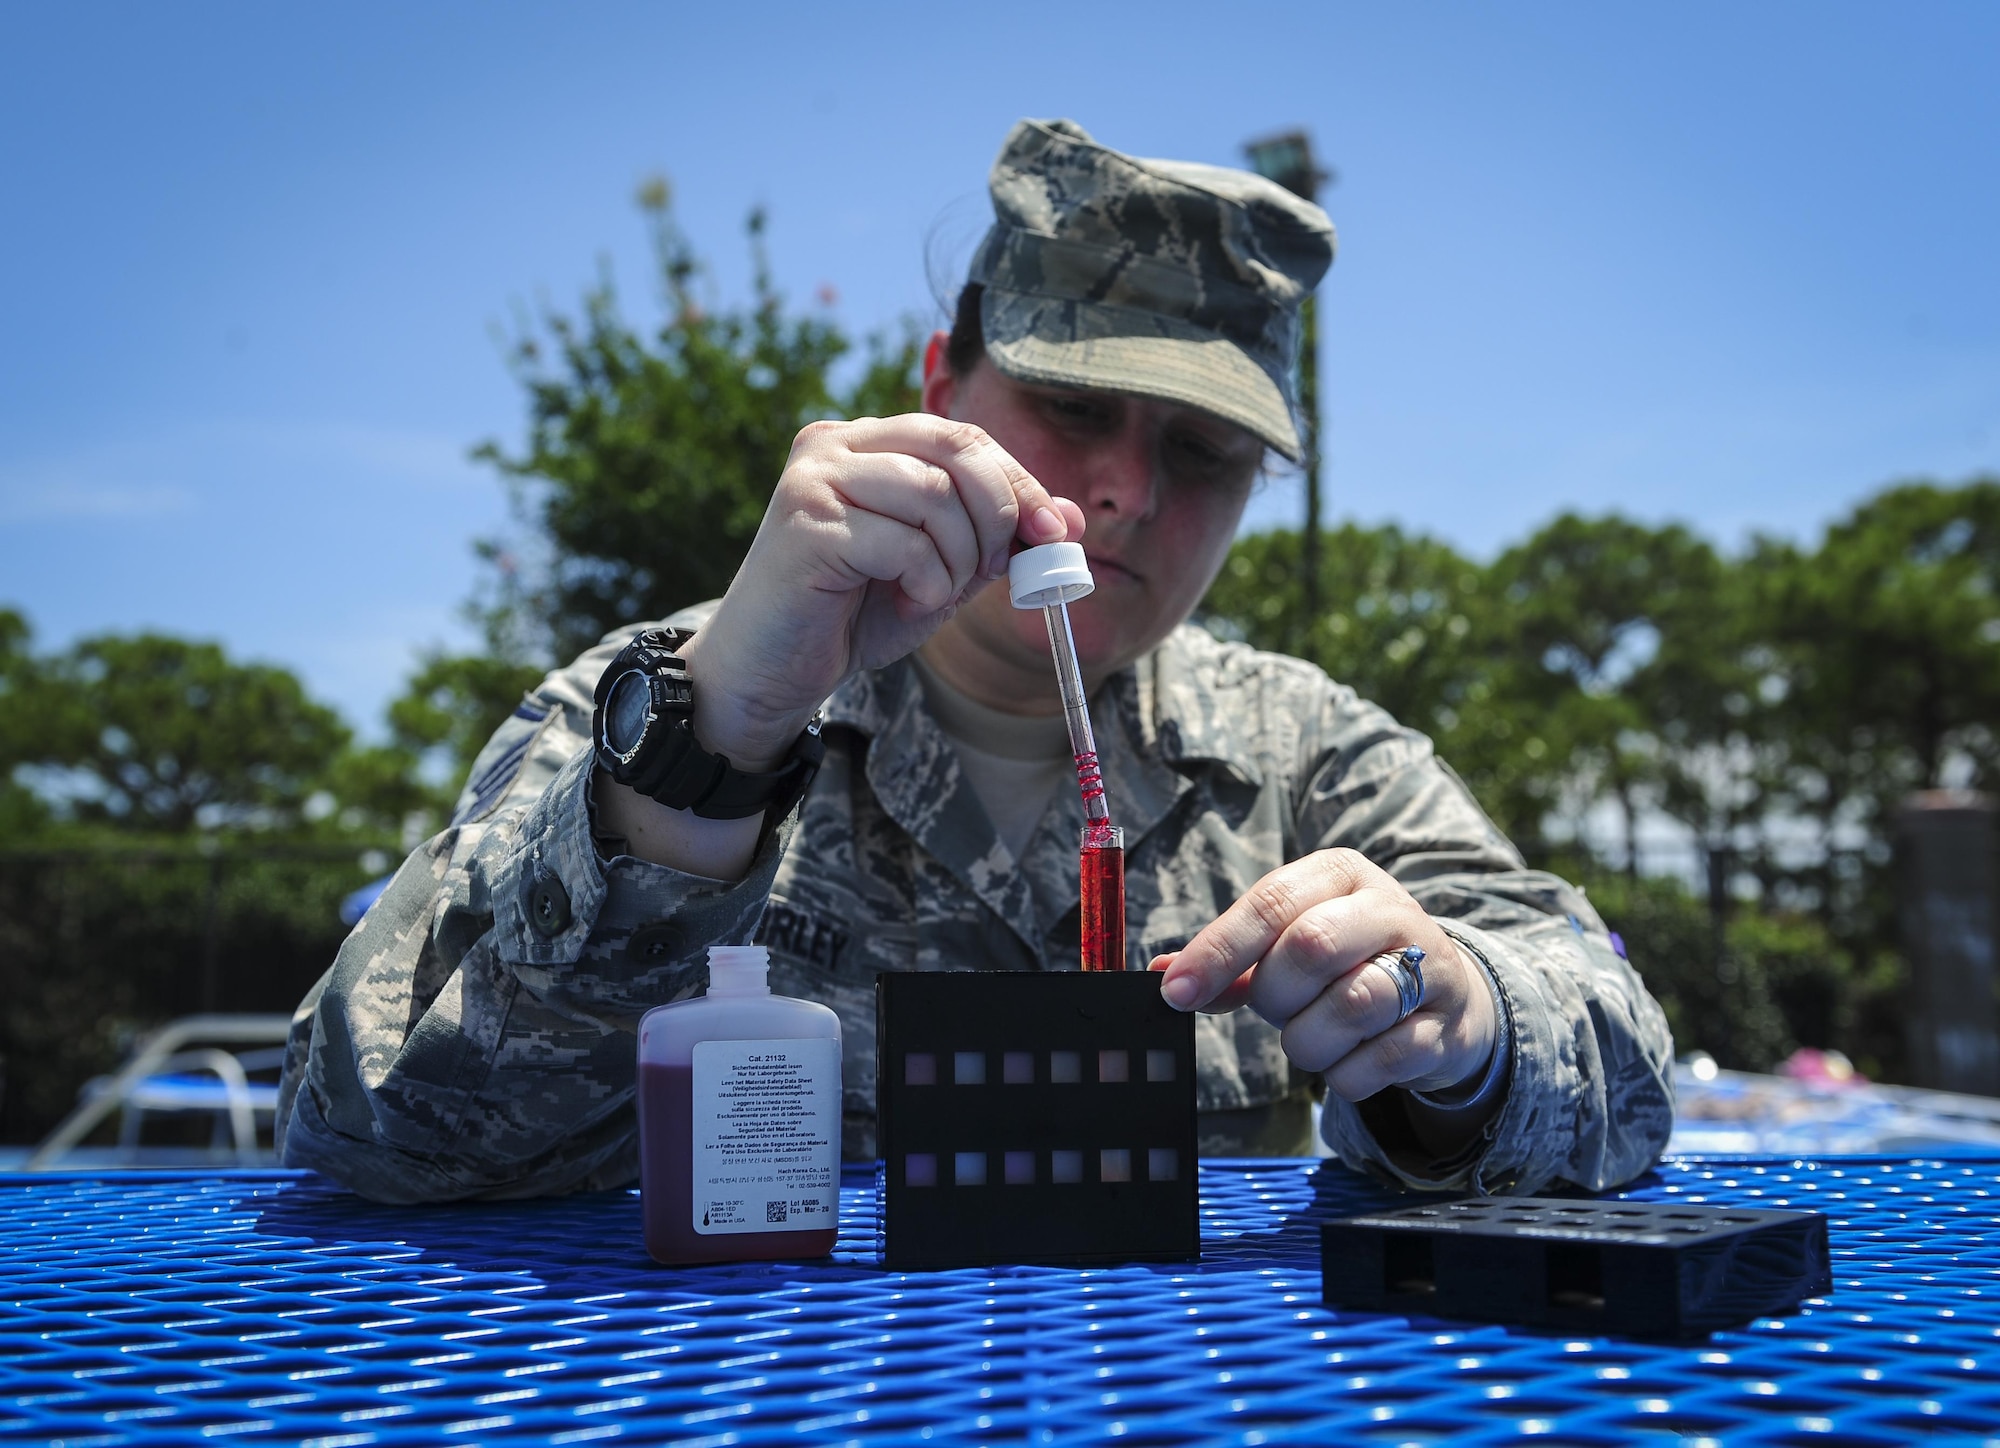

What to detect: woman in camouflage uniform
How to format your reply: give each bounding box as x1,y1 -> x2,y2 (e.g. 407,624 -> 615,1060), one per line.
276,119 -> 1673,1202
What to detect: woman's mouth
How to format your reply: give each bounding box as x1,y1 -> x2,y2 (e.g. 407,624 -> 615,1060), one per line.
1086,553 -> 1140,585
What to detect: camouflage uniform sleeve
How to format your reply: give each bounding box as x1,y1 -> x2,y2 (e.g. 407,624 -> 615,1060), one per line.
274,613 -> 779,1204
1298,682 -> 1675,1195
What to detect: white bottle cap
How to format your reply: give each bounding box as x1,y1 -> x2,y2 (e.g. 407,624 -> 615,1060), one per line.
1008,541 -> 1095,609
706,945 -> 771,996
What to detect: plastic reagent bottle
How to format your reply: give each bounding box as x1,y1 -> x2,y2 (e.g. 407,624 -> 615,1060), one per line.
636,945 -> 843,1265
1010,542 -> 1127,972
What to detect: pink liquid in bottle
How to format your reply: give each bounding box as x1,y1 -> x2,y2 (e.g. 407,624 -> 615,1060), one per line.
636,945 -> 842,1265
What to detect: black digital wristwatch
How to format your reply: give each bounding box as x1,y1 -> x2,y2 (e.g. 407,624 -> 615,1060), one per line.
592,628 -> 824,821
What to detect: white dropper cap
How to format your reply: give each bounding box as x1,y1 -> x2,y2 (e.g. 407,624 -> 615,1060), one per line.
706,945 -> 771,996
1008,542 -> 1095,610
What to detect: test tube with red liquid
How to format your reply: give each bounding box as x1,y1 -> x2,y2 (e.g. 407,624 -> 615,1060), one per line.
1010,543 -> 1127,972
1078,822 -> 1125,972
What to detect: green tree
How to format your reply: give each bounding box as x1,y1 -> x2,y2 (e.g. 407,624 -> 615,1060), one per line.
1200,521 -> 1591,847
1484,515 -> 1738,874
1579,870 -> 1789,1070
324,651 -> 551,837
1203,524 -> 1485,729
474,178 -> 923,663
1749,479 -> 2000,943
12,629 -> 351,834
1793,480 -> 2000,789
1198,524 -> 1551,826
0,613 -> 398,1140
1765,480 -> 2000,820
0,609 -> 51,835
386,652 -> 548,784
1578,867 -> 1907,1076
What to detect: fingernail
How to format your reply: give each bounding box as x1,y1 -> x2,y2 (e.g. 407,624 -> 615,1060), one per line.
986,547 -> 1011,578
1161,974 -> 1200,1011
1032,505 -> 1064,539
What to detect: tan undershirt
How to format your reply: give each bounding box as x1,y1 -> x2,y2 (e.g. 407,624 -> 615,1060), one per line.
911,654 -> 1073,859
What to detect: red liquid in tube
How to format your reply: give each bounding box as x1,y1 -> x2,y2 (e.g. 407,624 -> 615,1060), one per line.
1080,821 -> 1126,972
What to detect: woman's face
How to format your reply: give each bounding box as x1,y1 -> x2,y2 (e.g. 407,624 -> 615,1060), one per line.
922,341 -> 1264,688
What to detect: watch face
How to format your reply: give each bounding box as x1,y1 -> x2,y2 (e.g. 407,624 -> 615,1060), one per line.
604,670 -> 653,757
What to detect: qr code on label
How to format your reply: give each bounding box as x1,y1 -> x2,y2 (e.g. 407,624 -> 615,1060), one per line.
766,1199 -> 788,1224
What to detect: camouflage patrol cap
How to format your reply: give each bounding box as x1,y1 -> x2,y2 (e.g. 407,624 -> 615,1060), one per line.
967,118 -> 1336,462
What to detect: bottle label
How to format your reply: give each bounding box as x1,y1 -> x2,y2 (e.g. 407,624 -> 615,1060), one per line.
689,1036 -> 840,1235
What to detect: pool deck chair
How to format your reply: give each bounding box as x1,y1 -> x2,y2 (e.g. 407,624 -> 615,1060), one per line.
26,1014 -> 293,1170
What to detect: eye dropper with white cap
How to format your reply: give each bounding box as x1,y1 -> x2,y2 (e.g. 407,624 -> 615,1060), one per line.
1009,542 -> 1126,971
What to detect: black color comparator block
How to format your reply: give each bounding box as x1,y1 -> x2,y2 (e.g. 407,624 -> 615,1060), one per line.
1322,1196 -> 1832,1338
877,970 -> 1199,1269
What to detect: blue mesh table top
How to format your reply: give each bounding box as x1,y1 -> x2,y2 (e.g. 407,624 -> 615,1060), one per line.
3,1156 -> 1997,1446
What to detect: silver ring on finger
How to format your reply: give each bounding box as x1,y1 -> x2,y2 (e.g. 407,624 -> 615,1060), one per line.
1370,946 -> 1428,1026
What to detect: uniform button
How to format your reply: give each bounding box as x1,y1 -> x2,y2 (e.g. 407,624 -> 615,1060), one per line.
528,874 -> 572,937
625,921 -> 686,963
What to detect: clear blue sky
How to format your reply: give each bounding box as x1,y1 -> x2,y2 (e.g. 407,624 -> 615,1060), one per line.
4,2 -> 1996,734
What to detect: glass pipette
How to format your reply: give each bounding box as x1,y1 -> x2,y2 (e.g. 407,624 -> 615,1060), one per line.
1042,597 -> 1112,831
1009,543 -> 1125,970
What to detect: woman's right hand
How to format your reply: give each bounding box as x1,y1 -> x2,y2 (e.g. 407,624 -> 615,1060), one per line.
677,414 -> 1082,770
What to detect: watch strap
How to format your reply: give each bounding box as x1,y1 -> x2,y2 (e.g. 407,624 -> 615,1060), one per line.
593,629 -> 825,822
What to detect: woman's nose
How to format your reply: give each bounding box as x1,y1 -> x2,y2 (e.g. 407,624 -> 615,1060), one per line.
1082,432 -> 1162,521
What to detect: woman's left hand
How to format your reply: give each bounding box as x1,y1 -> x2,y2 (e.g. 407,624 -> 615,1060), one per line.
1152,849 -> 1496,1102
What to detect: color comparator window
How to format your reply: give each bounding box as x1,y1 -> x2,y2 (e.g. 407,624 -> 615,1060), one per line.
900,1046 -> 1179,1187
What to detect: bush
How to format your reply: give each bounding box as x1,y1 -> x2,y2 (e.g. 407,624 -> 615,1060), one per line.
1579,870 -> 1908,1078
0,846 -> 368,1143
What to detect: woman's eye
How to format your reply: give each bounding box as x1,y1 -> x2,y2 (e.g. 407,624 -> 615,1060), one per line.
1173,432 -> 1225,467
1045,396 -> 1108,426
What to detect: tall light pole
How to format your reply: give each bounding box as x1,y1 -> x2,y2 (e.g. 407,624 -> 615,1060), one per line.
1244,130 -> 1333,643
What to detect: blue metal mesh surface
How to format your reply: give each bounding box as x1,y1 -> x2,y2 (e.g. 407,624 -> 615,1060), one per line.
3,1156 -> 1998,1446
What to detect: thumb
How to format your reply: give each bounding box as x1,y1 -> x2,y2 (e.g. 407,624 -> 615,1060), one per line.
1152,952 -> 1254,1015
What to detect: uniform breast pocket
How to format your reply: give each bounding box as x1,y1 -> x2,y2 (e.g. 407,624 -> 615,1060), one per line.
759,865 -> 922,984
756,889 -> 905,1032
756,895 -> 852,977
757,892 -> 892,1121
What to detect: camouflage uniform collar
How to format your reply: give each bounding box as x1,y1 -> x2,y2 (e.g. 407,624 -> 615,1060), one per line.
820,655 -> 916,739
833,656 -> 1042,950
820,623 -> 1268,787
1130,626 -> 1269,787
817,627 -> 1264,962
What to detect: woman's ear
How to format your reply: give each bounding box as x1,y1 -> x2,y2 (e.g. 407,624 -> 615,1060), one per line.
920,329 -> 955,417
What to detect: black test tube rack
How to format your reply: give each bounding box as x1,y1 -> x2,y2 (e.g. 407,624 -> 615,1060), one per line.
876,971 -> 1199,1269
1322,1196 -> 1832,1337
